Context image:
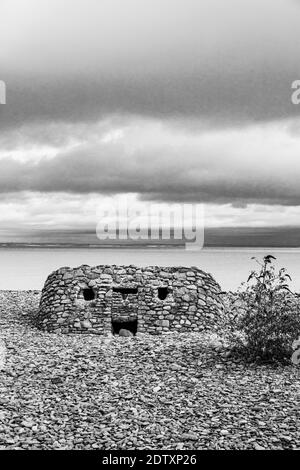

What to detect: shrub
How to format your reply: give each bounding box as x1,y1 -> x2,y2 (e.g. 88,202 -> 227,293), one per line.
225,255 -> 300,362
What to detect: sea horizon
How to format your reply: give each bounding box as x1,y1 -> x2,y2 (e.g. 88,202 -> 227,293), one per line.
1,245 -> 300,292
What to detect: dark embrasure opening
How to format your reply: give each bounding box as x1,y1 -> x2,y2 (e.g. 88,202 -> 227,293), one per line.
158,287 -> 169,300
83,288 -> 96,301
113,287 -> 138,300
111,318 -> 138,335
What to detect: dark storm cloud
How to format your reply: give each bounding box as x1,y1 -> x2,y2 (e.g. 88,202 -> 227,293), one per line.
1,0 -> 300,130
1,135 -> 300,206
2,0 -> 300,229
0,70 -> 298,131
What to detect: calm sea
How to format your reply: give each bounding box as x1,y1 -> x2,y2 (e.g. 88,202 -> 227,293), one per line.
1,247 -> 300,292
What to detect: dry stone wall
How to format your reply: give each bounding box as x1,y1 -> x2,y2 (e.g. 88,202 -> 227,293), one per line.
37,265 -> 224,335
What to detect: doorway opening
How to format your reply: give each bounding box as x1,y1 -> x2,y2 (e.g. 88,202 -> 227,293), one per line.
111,318 -> 138,335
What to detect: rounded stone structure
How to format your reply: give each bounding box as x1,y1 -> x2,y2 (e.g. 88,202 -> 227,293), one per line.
37,265 -> 223,335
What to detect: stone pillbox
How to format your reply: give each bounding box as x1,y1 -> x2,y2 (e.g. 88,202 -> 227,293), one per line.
37,265 -> 224,335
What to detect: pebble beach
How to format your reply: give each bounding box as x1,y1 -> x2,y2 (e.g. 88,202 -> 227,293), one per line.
0,290 -> 299,450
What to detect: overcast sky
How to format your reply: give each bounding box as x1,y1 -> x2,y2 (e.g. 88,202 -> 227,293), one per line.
1,0 -> 300,237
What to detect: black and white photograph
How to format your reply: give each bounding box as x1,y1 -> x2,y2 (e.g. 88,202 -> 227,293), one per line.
1,0 -> 300,458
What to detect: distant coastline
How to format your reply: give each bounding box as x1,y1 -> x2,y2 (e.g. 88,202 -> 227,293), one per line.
1,226 -> 300,248
1,243 -> 300,250
0,242 -> 186,250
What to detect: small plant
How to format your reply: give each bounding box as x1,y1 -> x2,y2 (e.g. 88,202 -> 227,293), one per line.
225,255 -> 300,362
